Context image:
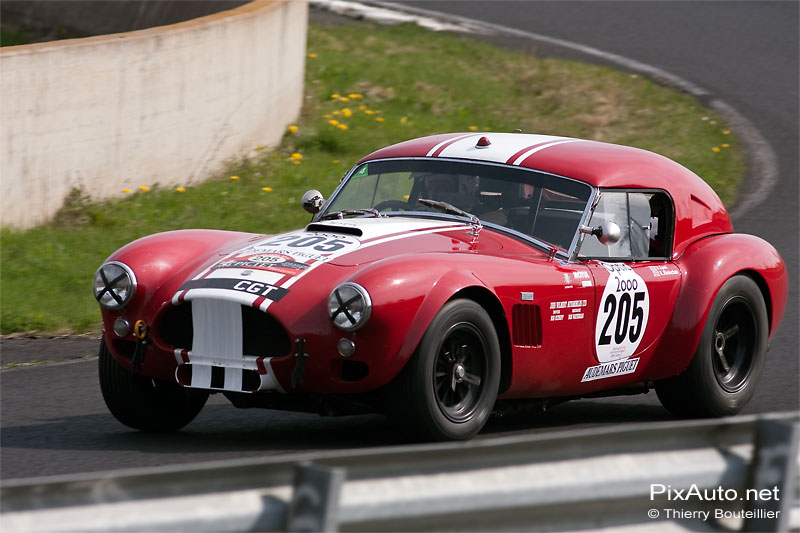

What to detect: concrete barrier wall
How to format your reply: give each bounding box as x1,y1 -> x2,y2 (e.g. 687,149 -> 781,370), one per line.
0,0 -> 308,229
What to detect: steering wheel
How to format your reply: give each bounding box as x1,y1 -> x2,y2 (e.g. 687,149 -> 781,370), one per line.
374,200 -> 410,212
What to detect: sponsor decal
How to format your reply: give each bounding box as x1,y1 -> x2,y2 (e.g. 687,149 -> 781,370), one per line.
649,265 -> 681,278
595,262 -> 650,363
581,358 -> 640,382
214,253 -> 309,276
178,278 -> 289,302
353,164 -> 368,177
211,232 -> 362,276
550,299 -> 587,321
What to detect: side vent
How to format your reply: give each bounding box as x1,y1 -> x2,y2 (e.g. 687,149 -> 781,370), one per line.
512,304 -> 542,347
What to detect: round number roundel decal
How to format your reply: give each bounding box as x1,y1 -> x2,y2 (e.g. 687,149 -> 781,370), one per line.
595,263 -> 650,363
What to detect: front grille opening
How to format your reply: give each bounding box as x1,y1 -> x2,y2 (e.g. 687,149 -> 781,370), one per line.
241,306 -> 291,357
157,301 -> 291,358
338,360 -> 369,382
159,302 -> 193,349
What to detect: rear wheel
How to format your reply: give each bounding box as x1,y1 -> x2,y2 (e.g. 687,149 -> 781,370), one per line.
99,339 -> 208,432
387,299 -> 501,441
656,275 -> 768,417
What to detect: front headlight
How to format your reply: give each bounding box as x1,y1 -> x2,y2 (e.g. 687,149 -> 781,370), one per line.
328,282 -> 372,331
93,261 -> 137,309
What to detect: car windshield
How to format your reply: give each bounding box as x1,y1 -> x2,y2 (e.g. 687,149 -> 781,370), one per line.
320,158 -> 593,251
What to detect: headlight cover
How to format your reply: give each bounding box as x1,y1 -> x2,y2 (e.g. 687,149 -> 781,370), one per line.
328,282 -> 372,331
93,261 -> 137,310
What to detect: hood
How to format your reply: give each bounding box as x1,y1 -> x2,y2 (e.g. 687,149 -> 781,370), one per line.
172,217 -> 502,311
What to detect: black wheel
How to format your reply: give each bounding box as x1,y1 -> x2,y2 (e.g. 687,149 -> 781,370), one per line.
374,199 -> 410,212
656,275 -> 768,417
98,339 -> 208,432
387,299 -> 501,441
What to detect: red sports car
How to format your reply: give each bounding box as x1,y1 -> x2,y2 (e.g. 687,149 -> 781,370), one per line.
93,133 -> 788,440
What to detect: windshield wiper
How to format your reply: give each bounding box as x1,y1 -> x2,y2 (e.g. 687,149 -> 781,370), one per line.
320,208 -> 383,220
417,198 -> 482,236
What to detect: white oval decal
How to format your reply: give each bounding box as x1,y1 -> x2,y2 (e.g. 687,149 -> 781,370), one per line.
595,263 -> 650,363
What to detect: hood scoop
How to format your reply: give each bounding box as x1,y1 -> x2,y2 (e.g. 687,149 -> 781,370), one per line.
305,223 -> 363,237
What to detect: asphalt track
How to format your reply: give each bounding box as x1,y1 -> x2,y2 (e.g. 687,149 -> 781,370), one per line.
1,2 -> 797,481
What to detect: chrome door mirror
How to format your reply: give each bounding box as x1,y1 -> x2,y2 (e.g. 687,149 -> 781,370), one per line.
580,221 -> 621,245
301,190 -> 325,214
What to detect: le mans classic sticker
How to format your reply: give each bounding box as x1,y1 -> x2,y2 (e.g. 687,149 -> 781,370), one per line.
589,262 -> 650,375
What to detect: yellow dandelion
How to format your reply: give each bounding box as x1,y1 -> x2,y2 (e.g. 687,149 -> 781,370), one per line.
293,160 -> 302,165
375,117 -> 385,123
712,147 -> 721,153
308,53 -> 317,58
329,119 -> 339,126
288,125 -> 298,134
341,108 -> 352,117
400,116 -> 408,125
290,153 -> 303,160
469,125 -> 478,131
339,97 -> 350,102
722,143 -> 730,148
262,187 -> 273,192
348,93 -> 363,99
323,113 -> 332,119
254,144 -> 265,151
332,110 -> 340,116
330,93 -> 340,99
365,110 -> 375,115
337,124 -> 348,130
230,175 -> 240,180
123,188 -> 131,194
139,185 -> 149,191
358,105 -> 367,111
332,160 -> 340,164
176,187 -> 186,193
723,130 -> 731,135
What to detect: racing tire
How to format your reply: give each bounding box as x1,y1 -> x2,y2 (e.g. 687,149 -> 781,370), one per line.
655,275 -> 768,417
98,339 -> 208,432
386,299 -> 501,441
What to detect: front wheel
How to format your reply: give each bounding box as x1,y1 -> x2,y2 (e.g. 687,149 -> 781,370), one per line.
387,299 -> 501,441
656,275 -> 768,417
99,340 -> 208,432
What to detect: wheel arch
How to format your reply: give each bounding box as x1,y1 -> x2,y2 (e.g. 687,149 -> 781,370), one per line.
642,233 -> 787,381
738,269 -> 774,334
448,286 -> 513,395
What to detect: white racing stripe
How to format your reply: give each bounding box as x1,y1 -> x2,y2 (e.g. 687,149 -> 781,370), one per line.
434,133 -> 569,163
510,139 -> 580,165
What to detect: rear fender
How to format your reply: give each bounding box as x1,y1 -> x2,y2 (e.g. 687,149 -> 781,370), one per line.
642,233 -> 787,380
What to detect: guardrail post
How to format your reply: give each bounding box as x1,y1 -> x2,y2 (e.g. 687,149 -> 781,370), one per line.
743,417 -> 799,532
287,463 -> 346,532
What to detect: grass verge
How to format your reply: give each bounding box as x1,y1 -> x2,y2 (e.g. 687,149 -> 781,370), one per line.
0,20 -> 745,334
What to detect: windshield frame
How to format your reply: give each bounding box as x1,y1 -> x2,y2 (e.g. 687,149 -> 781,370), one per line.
315,157 -> 597,261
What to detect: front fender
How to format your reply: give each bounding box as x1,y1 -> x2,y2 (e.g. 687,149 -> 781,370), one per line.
642,233 -> 787,380
350,253 -> 490,384
102,229 -> 261,314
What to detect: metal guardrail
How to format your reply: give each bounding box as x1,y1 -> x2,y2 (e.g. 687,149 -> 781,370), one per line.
2,413 -> 798,532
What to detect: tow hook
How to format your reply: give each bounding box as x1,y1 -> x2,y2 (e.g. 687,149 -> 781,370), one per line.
291,338 -> 309,389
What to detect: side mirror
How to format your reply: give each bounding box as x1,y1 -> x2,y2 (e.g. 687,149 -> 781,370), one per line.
580,221 -> 621,245
302,190 -> 325,214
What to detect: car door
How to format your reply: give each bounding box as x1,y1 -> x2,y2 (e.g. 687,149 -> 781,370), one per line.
578,190 -> 682,384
